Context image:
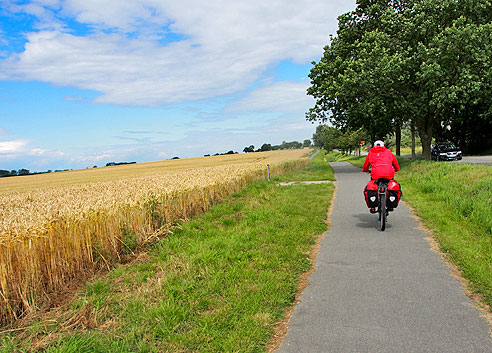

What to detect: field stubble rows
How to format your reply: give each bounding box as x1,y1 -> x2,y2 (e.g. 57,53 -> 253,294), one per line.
0,150 -> 310,325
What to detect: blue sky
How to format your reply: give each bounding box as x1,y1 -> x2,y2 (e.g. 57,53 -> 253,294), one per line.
0,0 -> 355,171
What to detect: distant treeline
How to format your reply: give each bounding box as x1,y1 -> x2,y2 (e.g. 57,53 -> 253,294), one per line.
0,161 -> 137,178
105,161 -> 137,166
243,140 -> 311,153
0,169 -> 72,177
203,150 -> 239,157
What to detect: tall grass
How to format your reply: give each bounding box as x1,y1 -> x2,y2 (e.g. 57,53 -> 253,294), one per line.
0,150 -> 309,325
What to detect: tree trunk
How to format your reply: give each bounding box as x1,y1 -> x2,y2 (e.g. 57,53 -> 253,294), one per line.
395,121 -> 401,156
417,100 -> 435,160
411,121 -> 416,160
418,121 -> 433,160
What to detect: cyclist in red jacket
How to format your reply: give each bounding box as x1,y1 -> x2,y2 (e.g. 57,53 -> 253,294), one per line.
362,140 -> 400,213
362,140 -> 400,180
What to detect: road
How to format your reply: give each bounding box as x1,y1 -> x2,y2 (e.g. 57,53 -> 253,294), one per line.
276,162 -> 492,353
401,154 -> 492,165
457,155 -> 492,165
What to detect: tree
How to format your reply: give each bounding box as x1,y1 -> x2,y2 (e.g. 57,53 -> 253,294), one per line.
0,170 -> 9,177
303,139 -> 312,147
18,169 -> 30,175
306,0 -> 492,159
312,125 -> 342,151
260,143 -> 272,151
243,145 -> 255,153
306,3 -> 409,154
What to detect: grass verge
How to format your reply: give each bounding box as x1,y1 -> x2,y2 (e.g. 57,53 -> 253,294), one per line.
1,154 -> 335,353
328,150 -> 492,311
397,160 -> 492,307
274,150 -> 335,182
324,151 -> 366,168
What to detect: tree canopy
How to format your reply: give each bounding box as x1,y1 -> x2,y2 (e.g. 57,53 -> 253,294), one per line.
307,0 -> 492,159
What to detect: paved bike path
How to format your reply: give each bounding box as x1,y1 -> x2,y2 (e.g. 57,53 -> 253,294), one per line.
276,162 -> 492,352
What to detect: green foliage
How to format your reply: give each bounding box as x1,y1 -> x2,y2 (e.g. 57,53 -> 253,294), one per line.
121,229 -> 138,255
303,139 -> 312,148
313,125 -> 368,154
243,145 -> 255,153
307,0 -> 492,158
260,143 -> 272,151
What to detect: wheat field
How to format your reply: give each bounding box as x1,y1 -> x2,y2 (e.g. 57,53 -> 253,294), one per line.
0,150 -> 309,324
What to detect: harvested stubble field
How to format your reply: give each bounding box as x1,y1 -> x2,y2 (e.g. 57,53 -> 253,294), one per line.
0,150 -> 309,325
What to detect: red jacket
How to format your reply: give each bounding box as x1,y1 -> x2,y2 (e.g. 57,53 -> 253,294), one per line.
362,146 -> 400,180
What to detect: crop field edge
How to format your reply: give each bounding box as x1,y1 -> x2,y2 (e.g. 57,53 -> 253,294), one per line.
0,150 -> 310,326
1,152 -> 336,352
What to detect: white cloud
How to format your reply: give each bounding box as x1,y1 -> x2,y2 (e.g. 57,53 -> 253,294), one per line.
0,0 -> 356,105
229,81 -> 314,113
0,139 -> 28,153
0,138 -> 66,170
29,148 -> 47,155
28,148 -> 65,157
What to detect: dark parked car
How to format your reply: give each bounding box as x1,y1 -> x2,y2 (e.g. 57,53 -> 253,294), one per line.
431,142 -> 462,161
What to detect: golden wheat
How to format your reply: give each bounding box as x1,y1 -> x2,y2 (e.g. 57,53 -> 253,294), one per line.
0,150 -> 309,324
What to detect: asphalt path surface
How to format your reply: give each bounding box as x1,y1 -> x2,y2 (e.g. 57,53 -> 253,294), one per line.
276,162 -> 492,353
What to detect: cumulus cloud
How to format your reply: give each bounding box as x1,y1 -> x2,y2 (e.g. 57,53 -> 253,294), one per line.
229,81 -> 314,113
0,138 -> 66,170
0,0 -> 355,105
0,139 -> 29,153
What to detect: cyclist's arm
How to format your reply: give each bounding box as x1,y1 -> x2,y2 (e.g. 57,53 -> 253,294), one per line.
392,154 -> 400,172
362,154 -> 371,172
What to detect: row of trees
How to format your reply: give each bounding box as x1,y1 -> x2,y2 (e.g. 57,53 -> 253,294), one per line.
312,125 -> 368,155
0,169 -> 31,177
306,0 -> 492,159
0,169 -> 74,177
243,140 -> 311,153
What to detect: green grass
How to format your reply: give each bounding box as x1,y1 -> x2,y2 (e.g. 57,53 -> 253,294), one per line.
274,150 -> 336,182
1,155 -> 335,353
328,150 -> 492,310
389,146 -> 422,155
324,151 -> 366,168
397,161 -> 492,306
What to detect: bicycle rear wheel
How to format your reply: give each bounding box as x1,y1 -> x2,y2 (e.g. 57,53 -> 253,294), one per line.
379,193 -> 386,231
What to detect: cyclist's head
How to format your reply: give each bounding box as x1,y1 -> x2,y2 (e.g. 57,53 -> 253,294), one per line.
374,140 -> 384,147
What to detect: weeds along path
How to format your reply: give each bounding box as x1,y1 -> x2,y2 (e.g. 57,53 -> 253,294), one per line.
1,152 -> 336,352
276,161 -> 492,353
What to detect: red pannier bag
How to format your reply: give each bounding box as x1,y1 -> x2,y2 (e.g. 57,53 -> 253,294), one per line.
363,180 -> 378,208
387,180 -> 402,208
